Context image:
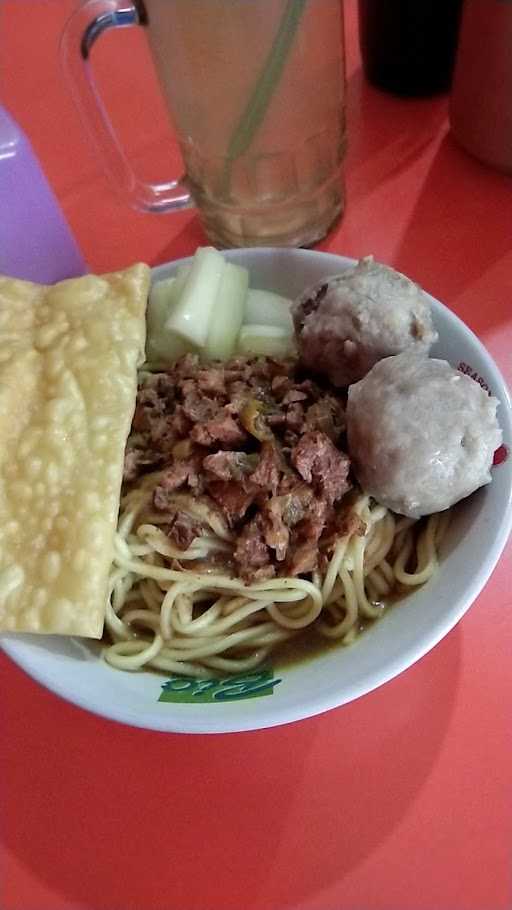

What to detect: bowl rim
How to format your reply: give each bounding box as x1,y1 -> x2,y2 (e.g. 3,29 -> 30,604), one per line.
2,248 -> 511,734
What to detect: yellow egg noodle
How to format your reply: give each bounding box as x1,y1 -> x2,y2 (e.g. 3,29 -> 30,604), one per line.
104,477 -> 450,677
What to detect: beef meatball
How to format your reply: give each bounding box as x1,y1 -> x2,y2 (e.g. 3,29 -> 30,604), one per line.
346,353 -> 502,518
292,257 -> 438,387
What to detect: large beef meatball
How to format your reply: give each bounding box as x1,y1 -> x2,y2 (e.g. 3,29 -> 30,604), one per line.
292,257 -> 438,387
346,353 -> 502,518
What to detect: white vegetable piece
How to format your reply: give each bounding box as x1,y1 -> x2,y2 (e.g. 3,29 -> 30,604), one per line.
205,263 -> 249,360
165,246 -> 226,348
244,289 -> 294,332
238,324 -> 294,357
173,263 -> 191,296
146,273 -> 193,363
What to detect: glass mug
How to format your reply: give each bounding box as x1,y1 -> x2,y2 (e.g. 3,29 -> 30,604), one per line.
61,0 -> 347,248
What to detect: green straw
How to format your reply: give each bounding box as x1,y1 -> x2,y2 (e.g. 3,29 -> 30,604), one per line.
220,0 -> 308,196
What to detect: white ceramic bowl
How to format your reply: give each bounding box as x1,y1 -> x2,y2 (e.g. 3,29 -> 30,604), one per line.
2,249 -> 511,733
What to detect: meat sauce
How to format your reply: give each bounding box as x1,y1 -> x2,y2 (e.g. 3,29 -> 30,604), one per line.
123,354 -> 363,583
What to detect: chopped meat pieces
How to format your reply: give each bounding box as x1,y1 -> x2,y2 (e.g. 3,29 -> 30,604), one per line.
153,456 -> 203,503
271,374 -> 293,398
191,410 -> 248,447
286,542 -> 319,576
336,510 -> 366,539
249,442 -> 283,495
123,446 -> 161,483
196,367 -> 226,396
124,355 -> 354,581
234,516 -> 272,580
291,432 -> 350,504
208,481 -> 255,527
284,402 -> 305,433
304,397 -> 345,440
182,391 -> 217,423
294,495 -> 330,544
163,510 -> 203,549
282,389 -> 308,405
203,451 -> 257,482
166,407 -> 191,440
261,497 -> 290,561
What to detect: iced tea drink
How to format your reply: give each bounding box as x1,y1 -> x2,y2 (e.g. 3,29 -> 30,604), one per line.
63,0 -> 346,247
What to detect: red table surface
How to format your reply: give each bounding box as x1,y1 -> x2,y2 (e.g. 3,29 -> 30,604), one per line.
1,3 -> 511,909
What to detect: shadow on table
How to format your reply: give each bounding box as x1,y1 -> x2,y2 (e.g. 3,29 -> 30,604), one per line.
344,67 -> 449,199
323,70 -> 512,344
394,133 -> 512,322
2,624 -> 461,910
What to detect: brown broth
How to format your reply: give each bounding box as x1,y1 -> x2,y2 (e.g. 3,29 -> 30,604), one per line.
273,584 -> 412,672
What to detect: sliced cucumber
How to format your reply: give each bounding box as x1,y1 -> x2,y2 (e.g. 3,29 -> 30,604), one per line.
205,263 -> 249,360
165,246 -> 225,348
238,324 -> 294,358
146,276 -> 194,363
244,288 -> 294,332
173,263 -> 191,296
147,250 -> 297,364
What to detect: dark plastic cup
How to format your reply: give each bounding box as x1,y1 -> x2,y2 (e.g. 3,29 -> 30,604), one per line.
358,0 -> 463,98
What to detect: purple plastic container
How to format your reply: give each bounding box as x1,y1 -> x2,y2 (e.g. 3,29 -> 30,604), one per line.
0,106 -> 87,283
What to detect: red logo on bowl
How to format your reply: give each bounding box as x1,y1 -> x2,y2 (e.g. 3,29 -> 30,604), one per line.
493,444 -> 508,466
457,361 -> 492,395
457,363 -> 506,467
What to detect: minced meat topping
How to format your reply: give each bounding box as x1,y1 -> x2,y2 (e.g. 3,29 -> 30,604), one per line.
124,354 -> 359,581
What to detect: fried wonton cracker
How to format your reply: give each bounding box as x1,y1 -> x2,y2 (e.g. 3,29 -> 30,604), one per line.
0,264 -> 149,637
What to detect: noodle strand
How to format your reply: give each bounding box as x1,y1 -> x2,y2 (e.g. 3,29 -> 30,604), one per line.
103,489 -> 447,675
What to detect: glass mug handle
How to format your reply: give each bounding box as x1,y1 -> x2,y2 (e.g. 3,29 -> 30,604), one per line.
60,0 -> 191,213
